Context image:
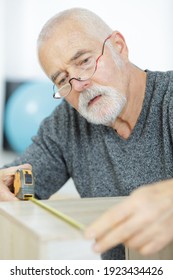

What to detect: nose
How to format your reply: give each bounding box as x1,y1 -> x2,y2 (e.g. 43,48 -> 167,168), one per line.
70,78 -> 91,92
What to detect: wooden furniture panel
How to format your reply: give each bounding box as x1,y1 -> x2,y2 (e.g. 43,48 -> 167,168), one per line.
0,197 -> 172,259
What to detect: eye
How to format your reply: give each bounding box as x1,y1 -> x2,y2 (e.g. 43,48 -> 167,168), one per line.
80,56 -> 93,66
57,74 -> 69,87
82,57 -> 90,64
78,57 -> 95,72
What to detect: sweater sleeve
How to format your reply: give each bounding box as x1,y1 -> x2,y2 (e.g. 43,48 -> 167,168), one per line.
3,101 -> 71,199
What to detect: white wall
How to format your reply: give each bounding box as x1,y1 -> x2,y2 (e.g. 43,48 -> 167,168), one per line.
0,0 -> 5,150
4,0 -> 173,81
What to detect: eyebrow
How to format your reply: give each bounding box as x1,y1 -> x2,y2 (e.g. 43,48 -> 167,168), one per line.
51,71 -> 61,83
68,49 -> 90,63
50,49 -> 91,83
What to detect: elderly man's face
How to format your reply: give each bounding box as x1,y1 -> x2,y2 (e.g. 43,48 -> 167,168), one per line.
38,27 -> 129,126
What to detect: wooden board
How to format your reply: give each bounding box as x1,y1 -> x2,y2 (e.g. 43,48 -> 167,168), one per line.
0,197 -> 172,259
0,197 -> 119,259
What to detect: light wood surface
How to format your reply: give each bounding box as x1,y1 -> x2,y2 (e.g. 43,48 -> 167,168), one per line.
0,197 -> 120,259
0,197 -> 173,260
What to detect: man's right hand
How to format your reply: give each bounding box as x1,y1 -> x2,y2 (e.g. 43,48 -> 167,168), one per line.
0,164 -> 32,201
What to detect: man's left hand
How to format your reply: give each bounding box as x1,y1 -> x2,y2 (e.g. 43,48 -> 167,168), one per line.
84,179 -> 173,255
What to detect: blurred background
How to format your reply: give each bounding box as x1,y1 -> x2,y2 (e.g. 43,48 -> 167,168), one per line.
0,0 -> 173,196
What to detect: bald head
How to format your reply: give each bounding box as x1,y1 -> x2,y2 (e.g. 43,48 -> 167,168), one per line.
37,8 -> 112,48
37,6 -> 127,93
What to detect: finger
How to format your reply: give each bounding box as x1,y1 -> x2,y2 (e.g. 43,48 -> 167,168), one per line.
91,215 -> 146,253
0,183 -> 18,201
3,176 -> 14,187
138,233 -> 173,255
0,164 -> 32,177
85,199 -> 133,239
89,205 -> 160,254
125,215 -> 173,253
90,221 -> 168,255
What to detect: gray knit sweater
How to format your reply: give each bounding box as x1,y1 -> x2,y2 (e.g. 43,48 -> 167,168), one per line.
5,70 -> 173,259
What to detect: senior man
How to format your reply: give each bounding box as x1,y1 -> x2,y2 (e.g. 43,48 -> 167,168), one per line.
1,8 -> 173,260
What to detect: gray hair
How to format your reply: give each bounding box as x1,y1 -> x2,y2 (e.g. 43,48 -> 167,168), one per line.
37,7 -> 113,47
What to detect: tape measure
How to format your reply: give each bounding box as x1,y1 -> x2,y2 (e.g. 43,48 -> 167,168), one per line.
14,169 -> 85,231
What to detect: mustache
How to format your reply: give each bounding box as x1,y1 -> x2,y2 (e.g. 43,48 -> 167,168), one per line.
78,84 -> 127,126
80,85 -> 112,102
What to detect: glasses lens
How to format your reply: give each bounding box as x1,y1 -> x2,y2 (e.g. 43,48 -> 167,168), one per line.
53,57 -> 96,99
53,84 -> 71,99
78,57 -> 96,81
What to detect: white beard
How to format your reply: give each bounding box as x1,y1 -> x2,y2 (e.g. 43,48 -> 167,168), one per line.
78,84 -> 127,126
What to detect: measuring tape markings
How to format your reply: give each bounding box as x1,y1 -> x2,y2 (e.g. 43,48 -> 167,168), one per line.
28,197 -> 85,231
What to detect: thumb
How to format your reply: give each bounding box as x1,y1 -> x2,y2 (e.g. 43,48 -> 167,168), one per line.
0,163 -> 32,177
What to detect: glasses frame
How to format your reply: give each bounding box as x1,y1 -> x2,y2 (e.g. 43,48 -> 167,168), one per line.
53,34 -> 112,99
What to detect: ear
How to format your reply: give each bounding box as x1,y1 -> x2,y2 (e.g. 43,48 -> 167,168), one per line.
110,31 -> 129,58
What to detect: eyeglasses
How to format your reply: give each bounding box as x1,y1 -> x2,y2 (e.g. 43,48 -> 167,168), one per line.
53,34 -> 112,99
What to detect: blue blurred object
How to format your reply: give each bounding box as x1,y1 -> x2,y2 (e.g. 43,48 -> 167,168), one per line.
4,81 -> 62,153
